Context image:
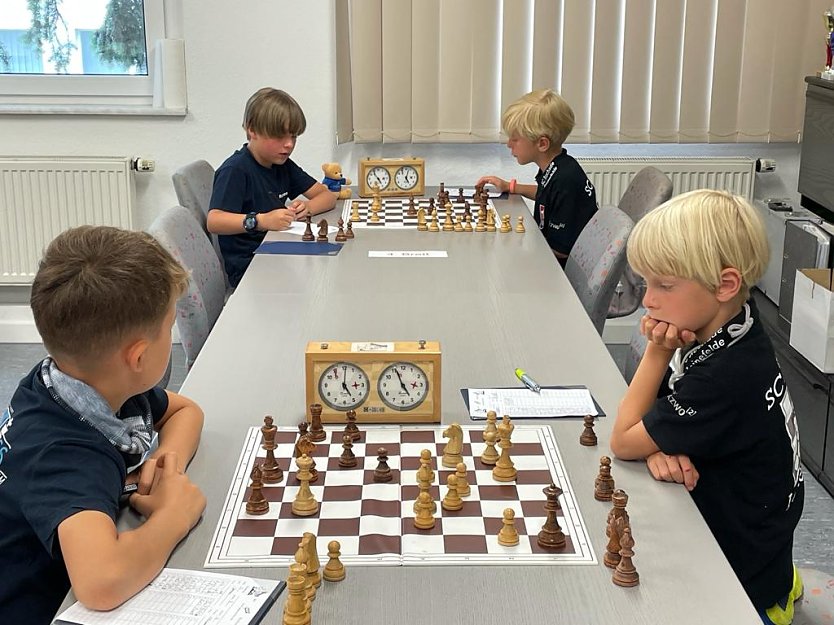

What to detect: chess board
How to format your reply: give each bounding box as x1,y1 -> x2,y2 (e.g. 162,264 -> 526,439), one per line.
341,198 -> 497,229
205,425 -> 596,568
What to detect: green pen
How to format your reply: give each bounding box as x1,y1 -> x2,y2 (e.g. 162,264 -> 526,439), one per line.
514,368 -> 541,393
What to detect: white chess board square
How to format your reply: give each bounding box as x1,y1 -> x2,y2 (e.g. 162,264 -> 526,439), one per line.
227,536 -> 275,557
274,517 -> 320,536
439,516 -> 486,536
485,534 -> 534,554
472,469 -> 496,485
516,484 -> 547,501
237,500 -> 282,520
360,483 -> 401,501
324,536 -> 359,555
362,455 -> 401,470
319,499 -> 362,519
359,515 -> 401,536
479,500 -> 513,518
323,470 -> 364,486
470,443 -> 487,457
363,428 -> 402,445
275,443 -> 295,458
400,499 -> 418,518
402,533 -> 445,554
400,442 -> 431,458
513,455 -> 550,470
513,429 -> 542,443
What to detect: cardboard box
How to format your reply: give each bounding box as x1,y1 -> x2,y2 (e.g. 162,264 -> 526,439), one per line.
790,268 -> 834,373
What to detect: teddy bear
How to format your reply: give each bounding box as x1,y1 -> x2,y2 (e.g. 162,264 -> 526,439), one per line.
321,162 -> 352,200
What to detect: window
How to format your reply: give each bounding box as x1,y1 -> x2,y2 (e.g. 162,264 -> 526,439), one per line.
0,0 -> 184,114
336,0 -> 823,144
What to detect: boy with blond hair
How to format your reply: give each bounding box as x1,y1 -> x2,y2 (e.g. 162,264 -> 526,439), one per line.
0,226 -> 206,624
208,87 -> 336,287
478,89 -> 597,266
610,190 -> 804,624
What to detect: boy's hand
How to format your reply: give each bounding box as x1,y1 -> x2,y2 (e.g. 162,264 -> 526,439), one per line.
641,315 -> 697,352
287,198 -> 309,221
261,208 -> 295,231
476,175 -> 509,193
646,451 -> 699,491
129,452 -> 206,530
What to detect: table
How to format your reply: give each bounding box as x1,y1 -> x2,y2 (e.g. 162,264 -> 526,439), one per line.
144,195 -> 761,623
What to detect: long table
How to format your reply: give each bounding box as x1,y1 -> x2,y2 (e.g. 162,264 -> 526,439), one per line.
140,195 -> 760,623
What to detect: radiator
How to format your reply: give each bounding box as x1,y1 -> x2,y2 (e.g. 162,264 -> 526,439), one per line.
576,157 -> 756,206
0,157 -> 135,285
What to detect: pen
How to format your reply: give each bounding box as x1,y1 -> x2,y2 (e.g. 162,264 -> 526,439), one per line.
515,368 -> 541,393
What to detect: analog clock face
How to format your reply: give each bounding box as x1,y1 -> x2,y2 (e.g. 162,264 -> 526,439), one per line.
318,362 -> 370,410
378,362 -> 429,410
366,166 -> 391,191
394,165 -> 419,190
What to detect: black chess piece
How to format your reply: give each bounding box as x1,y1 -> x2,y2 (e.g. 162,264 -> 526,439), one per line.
302,215 -> 314,241
373,447 -> 393,483
344,409 -> 361,442
338,434 -> 357,468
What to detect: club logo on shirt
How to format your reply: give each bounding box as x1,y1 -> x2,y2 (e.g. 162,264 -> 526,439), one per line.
0,406 -> 13,466
585,179 -> 594,197
548,221 -> 566,231
765,373 -> 803,507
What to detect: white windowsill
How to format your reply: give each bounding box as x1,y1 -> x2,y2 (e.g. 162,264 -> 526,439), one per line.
0,104 -> 187,116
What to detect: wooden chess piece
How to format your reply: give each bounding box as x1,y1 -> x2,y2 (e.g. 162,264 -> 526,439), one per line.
338,434 -> 357,468
291,454 -> 319,517
260,415 -> 283,483
335,218 -> 347,242
612,525 -> 639,587
441,474 -> 463,511
370,188 -> 381,222
281,573 -> 309,625
301,215 -> 314,241
457,187 -> 465,203
486,208 -> 496,232
350,199 -> 361,222
419,448 -> 436,484
441,423 -> 463,468
316,219 -> 328,242
295,423 -> 317,483
373,447 -> 393,483
500,214 -> 512,233
303,531 -> 321,588
537,483 -> 567,549
594,456 -> 615,501
484,410 -> 498,438
580,415 -> 598,446
437,182 -> 446,204
344,409 -> 361,442
453,213 -> 463,232
480,429 -> 499,465
442,204 -> 454,231
345,220 -> 355,238
413,490 -> 436,530
308,403 -> 326,442
414,459 -> 436,514
463,213 -> 473,232
293,542 -> 315,604
245,464 -> 270,515
497,508 -> 520,546
322,540 -> 346,582
515,215 -> 526,233
407,194 -> 417,217
475,208 -> 486,232
492,418 -> 517,482
417,207 -> 427,231
429,208 -> 440,232
604,489 -> 630,568
454,462 -> 470,497
294,421 -> 309,457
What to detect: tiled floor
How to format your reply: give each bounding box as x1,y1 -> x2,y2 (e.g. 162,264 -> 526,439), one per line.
2,342 -> 832,573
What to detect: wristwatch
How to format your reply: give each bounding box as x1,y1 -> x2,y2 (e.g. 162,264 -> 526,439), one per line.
243,212 -> 258,233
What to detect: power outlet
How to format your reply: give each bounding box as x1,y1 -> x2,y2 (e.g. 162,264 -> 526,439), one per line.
132,157 -> 156,172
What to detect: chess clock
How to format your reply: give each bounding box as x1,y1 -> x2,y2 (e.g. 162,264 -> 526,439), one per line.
305,340 -> 441,423
358,157 -> 426,198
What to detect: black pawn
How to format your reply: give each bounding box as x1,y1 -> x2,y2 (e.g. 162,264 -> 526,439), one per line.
338,434 -> 357,468
580,415 -> 598,446
345,221 -> 355,239
373,447 -> 393,483
344,409 -> 361,442
335,218 -> 347,242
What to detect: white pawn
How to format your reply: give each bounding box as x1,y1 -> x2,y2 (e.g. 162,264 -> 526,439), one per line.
455,462 -> 470,497
441,474 -> 463,511
498,508 -> 520,546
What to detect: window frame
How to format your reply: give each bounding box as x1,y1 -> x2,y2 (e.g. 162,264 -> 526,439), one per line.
0,0 -> 181,114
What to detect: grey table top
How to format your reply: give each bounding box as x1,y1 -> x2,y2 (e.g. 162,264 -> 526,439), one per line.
149,195 -> 759,623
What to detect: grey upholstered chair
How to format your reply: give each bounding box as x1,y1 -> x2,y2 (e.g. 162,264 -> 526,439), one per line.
564,206 -> 634,336
148,205 -> 226,368
608,166 -> 673,318
623,323 -> 648,383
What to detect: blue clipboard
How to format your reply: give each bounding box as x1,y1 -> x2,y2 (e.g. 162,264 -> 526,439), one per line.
460,385 -> 605,420
255,241 -> 343,256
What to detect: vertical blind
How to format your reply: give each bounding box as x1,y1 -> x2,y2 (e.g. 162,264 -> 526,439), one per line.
336,0 -> 830,144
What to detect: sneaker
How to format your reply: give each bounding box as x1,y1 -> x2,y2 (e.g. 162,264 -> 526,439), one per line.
762,566 -> 804,625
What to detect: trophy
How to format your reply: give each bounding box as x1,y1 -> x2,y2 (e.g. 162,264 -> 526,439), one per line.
824,8 -> 834,80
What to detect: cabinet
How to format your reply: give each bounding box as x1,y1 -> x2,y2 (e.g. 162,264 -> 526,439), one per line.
799,77 -> 834,220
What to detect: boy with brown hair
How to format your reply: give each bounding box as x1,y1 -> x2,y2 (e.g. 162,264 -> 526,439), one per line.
208,87 -> 337,287
478,89 -> 597,267
0,226 -> 206,624
610,190 -> 804,624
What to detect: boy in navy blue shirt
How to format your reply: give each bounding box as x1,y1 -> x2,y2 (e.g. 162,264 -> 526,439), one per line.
611,190 -> 804,624
478,89 -> 597,267
208,87 -> 336,286
0,226 -> 206,624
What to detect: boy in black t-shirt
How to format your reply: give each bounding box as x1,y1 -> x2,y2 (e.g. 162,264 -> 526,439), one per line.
610,190 -> 804,625
477,89 -> 597,267
208,87 -> 336,286
0,226 -> 206,624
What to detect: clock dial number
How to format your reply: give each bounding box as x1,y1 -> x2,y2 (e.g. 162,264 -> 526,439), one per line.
366,166 -> 391,191
318,362 -> 370,410
378,362 -> 429,410
394,165 -> 419,191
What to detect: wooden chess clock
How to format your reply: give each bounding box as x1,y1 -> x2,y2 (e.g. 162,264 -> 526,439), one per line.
358,157 -> 426,198
305,340 -> 440,423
